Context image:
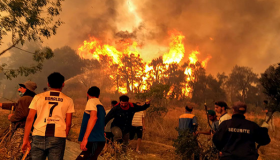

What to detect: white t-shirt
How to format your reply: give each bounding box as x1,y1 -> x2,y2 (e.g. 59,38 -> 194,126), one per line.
219,113 -> 231,125
29,91 -> 75,138
132,111 -> 144,127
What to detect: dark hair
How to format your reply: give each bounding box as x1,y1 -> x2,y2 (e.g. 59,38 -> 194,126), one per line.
185,105 -> 193,112
48,72 -> 65,88
111,100 -> 118,106
119,95 -> 129,102
263,100 -> 268,105
215,101 -> 228,110
87,86 -> 100,97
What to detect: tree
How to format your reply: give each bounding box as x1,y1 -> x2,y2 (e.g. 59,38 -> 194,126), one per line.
0,0 -> 64,78
226,65 -> 258,103
260,63 -> 280,111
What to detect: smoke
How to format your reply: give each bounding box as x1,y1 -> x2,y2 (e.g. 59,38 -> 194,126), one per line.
46,0 -> 280,74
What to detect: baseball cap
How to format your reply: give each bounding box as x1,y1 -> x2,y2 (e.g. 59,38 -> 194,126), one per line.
207,110 -> 216,116
215,101 -> 230,109
232,101 -> 247,113
19,81 -> 37,92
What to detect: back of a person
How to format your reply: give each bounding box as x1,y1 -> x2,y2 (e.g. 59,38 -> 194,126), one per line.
221,117 -> 259,159
32,90 -> 74,137
132,111 -> 144,127
179,112 -> 195,132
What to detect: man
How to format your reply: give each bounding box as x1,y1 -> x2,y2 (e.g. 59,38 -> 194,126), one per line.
130,102 -> 145,154
262,100 -> 275,131
214,101 -> 231,125
77,86 -> 105,160
21,72 -> 75,160
105,95 -> 150,151
213,101 -> 270,160
178,105 -> 199,160
0,81 -> 37,160
197,110 -> 219,135
105,100 -> 118,143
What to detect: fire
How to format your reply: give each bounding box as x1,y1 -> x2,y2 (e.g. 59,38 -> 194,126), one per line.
77,30 -> 211,96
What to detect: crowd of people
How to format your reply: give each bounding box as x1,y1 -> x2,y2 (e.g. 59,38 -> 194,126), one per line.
0,71 -> 274,160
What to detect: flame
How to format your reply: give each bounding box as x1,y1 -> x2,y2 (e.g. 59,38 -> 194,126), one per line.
77,30 -> 211,96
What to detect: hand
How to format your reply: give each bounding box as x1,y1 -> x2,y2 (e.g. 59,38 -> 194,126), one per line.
145,100 -> 151,105
8,114 -> 14,120
21,139 -> 31,153
80,139 -> 88,151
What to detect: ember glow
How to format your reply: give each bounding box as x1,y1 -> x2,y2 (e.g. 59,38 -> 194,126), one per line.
78,30 -> 211,96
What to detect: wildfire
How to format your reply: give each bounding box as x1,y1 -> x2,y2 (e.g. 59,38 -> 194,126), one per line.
77,30 -> 211,96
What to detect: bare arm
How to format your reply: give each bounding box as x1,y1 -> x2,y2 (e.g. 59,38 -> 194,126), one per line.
21,109 -> 36,152
66,113 -> 72,137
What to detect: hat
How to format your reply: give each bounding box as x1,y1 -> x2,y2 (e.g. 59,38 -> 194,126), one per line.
215,101 -> 230,109
19,81 -> 37,92
232,101 -> 247,113
207,110 -> 216,116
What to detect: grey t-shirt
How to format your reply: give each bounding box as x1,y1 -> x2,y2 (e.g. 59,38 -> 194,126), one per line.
211,120 -> 219,132
105,110 -> 114,132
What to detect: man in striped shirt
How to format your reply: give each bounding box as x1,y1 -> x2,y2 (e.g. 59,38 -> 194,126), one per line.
130,102 -> 145,154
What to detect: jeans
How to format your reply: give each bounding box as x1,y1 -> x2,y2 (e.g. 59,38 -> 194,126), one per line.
31,136 -> 66,160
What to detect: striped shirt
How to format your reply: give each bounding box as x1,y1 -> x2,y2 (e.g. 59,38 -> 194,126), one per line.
132,111 -> 144,127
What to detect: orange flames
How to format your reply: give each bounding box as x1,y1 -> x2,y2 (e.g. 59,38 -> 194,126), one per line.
78,30 -> 211,96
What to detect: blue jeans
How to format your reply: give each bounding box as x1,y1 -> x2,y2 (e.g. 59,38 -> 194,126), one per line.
31,136 -> 66,160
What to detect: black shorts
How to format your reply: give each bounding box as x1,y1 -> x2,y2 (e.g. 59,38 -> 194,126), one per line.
76,142 -> 105,160
105,132 -> 114,143
129,126 -> 143,140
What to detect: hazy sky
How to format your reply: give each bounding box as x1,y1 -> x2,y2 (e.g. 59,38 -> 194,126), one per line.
2,0 -> 280,75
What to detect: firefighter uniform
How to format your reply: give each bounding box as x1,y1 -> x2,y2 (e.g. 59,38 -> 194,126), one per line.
213,114 -> 270,160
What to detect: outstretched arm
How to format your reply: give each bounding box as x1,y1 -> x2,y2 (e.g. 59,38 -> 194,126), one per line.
133,100 -> 151,112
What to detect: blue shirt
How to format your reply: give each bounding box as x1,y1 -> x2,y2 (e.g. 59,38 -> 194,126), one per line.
178,112 -> 198,133
78,99 -> 106,142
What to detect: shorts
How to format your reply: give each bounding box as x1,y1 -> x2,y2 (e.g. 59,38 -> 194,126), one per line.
76,142 -> 105,160
129,126 -> 143,140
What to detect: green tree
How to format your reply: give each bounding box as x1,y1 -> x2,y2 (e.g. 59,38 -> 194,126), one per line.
0,0 -> 64,78
226,65 -> 258,103
260,63 -> 280,111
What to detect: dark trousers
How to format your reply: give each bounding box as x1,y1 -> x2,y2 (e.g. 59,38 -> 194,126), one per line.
76,142 -> 105,160
31,136 -> 66,160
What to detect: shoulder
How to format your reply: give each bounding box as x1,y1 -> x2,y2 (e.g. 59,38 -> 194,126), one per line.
179,113 -> 195,119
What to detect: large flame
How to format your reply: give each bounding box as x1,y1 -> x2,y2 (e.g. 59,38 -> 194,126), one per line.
77,30 -> 211,96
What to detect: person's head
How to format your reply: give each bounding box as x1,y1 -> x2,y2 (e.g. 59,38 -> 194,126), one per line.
263,100 -> 268,105
18,81 -> 37,96
207,110 -> 217,121
87,86 -> 100,98
185,105 -> 193,112
119,95 -> 129,107
47,72 -> 65,89
214,101 -> 229,114
111,100 -> 118,108
232,101 -> 247,115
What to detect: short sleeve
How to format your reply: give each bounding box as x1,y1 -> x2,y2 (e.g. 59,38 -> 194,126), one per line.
85,99 -> 97,111
67,99 -> 75,113
29,95 -> 39,110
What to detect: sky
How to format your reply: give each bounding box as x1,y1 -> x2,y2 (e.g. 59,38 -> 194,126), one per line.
1,0 -> 280,75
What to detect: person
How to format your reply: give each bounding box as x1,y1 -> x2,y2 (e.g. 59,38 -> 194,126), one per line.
105,100 -> 118,143
0,81 -> 37,160
214,101 -> 231,125
262,100 -> 275,131
21,72 -> 75,160
76,86 -> 105,160
213,101 -> 271,160
197,110 -> 219,135
105,95 -> 150,151
129,102 -> 145,154
178,105 -> 199,160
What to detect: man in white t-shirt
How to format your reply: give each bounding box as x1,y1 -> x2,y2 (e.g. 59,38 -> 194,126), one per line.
214,101 -> 231,125
130,103 -> 145,154
21,72 -> 75,160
